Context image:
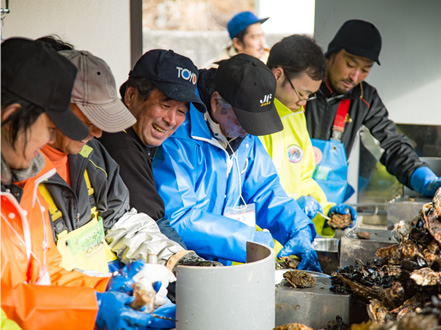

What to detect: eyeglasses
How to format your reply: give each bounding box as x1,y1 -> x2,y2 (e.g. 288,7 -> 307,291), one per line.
285,76 -> 317,102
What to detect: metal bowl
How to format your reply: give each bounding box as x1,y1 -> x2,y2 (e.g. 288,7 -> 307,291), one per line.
311,238 -> 339,275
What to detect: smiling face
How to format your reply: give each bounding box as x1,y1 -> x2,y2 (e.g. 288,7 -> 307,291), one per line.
125,87 -> 189,147
327,49 -> 374,94
233,23 -> 266,60
1,106 -> 57,170
47,104 -> 102,155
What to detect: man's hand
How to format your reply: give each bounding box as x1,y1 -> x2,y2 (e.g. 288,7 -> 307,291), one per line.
297,195 -> 323,219
95,291 -> 153,330
411,167 -> 441,197
106,259 -> 145,294
328,204 -> 357,228
278,228 -> 321,272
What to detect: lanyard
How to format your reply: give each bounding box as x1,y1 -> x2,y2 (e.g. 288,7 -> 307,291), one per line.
331,99 -> 351,141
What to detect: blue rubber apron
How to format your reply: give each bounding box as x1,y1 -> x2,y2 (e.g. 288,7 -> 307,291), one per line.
311,99 -> 355,204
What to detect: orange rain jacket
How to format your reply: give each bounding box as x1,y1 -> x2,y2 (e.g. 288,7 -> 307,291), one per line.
1,154 -> 110,330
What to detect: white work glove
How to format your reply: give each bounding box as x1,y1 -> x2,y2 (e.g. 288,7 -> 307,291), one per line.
133,263 -> 176,306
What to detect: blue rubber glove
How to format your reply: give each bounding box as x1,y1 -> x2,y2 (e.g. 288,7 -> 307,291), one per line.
146,297 -> 176,329
278,228 -> 321,272
296,195 -> 323,219
95,291 -> 153,330
410,167 -> 441,197
328,204 -> 358,228
106,259 -> 145,293
253,230 -> 274,249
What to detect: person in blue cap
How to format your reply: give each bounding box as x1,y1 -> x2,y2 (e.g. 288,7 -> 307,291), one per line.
305,19 -> 441,201
204,11 -> 270,67
227,11 -> 269,61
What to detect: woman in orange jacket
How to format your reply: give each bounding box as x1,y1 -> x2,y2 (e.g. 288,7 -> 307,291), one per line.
1,38 -> 153,330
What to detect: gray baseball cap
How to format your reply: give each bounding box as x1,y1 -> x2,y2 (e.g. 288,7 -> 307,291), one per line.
59,50 -> 136,133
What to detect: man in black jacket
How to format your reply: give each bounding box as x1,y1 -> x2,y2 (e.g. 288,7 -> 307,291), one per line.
305,19 -> 440,200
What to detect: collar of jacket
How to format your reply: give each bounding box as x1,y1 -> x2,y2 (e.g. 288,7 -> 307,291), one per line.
173,100 -> 247,155
125,126 -> 157,159
319,80 -> 361,101
275,98 -> 305,119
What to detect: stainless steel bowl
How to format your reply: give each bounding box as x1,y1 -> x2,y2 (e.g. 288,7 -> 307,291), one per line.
311,238 -> 339,275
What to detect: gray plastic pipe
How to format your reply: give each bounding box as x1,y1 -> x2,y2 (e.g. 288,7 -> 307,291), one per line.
175,242 -> 275,330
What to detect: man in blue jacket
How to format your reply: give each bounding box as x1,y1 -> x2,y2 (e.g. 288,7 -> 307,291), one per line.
153,54 -> 321,271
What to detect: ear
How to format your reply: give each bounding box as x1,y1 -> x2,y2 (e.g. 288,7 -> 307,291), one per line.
232,38 -> 243,52
272,67 -> 284,81
1,103 -> 21,123
210,91 -> 220,112
123,86 -> 138,111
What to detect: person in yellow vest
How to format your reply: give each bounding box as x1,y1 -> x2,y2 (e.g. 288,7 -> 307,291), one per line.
260,35 -> 357,238
1,37 -> 153,330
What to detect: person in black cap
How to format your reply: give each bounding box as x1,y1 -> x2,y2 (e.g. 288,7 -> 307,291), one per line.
1,38 -> 154,330
98,49 -> 222,272
305,19 -> 441,200
152,53 -> 322,272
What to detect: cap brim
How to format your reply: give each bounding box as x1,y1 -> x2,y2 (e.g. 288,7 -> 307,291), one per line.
153,81 -> 206,113
258,17 -> 269,25
233,103 -> 283,136
47,107 -> 90,141
77,98 -> 136,133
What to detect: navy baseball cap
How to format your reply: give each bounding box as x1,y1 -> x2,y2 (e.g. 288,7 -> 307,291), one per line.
214,54 -> 282,136
326,19 -> 382,65
129,49 -> 206,112
1,37 -> 89,141
227,11 -> 269,40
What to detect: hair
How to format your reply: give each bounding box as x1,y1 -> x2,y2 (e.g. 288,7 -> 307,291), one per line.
36,34 -> 75,51
231,27 -> 249,52
204,82 -> 232,115
267,34 -> 326,81
120,77 -> 157,101
1,88 -> 45,151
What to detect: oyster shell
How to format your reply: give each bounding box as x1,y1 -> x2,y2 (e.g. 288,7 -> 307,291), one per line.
283,270 -> 315,288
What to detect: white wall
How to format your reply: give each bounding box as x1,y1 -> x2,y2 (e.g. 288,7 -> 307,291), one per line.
2,0 -> 132,89
314,0 -> 441,125
258,0 -> 315,35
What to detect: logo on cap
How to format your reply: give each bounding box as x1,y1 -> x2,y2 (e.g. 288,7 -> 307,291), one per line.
260,94 -> 272,107
176,66 -> 197,85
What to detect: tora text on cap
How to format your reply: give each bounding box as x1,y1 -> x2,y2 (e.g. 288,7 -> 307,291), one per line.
260,94 -> 272,107
176,66 -> 197,85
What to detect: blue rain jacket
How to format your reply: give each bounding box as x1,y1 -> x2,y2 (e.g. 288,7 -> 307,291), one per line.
152,105 -> 316,264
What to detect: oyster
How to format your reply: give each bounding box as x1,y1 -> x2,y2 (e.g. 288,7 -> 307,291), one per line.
356,231 -> 371,240
327,213 -> 352,229
276,256 -> 300,269
410,267 -> 441,286
367,299 -> 394,323
283,270 -> 315,288
129,282 -> 156,312
273,323 -> 312,330
375,244 -> 399,259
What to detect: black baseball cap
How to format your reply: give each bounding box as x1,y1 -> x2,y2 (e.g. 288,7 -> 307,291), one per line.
128,49 -> 206,112
1,37 -> 89,141
326,19 -> 382,65
214,54 -> 282,136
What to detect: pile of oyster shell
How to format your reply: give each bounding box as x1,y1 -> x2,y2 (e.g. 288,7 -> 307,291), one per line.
331,188 -> 441,328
